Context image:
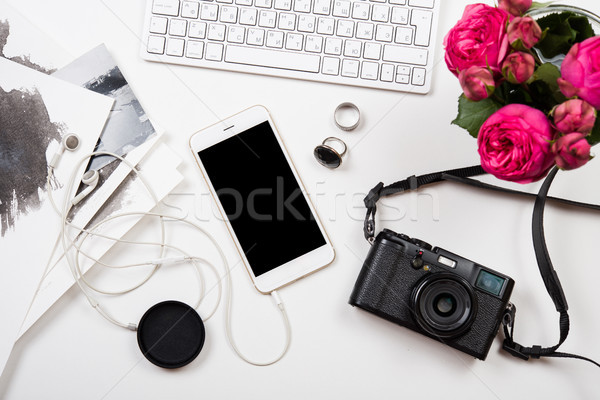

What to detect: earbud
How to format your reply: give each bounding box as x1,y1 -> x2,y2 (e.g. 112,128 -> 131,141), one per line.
49,133 -> 81,169
71,169 -> 99,205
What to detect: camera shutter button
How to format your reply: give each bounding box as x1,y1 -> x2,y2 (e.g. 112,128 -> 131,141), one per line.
411,251 -> 425,269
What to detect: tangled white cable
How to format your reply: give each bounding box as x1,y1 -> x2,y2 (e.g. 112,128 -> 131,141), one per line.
46,148 -> 291,367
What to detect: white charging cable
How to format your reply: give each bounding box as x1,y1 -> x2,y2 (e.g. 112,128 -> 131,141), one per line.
46,149 -> 291,365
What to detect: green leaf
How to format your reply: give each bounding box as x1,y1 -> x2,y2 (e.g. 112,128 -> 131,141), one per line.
588,118 -> 600,147
535,11 -> 596,58
531,62 -> 566,105
529,1 -> 555,10
451,94 -> 503,138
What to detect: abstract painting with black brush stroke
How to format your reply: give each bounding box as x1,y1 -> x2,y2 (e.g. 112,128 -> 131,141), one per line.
0,86 -> 62,236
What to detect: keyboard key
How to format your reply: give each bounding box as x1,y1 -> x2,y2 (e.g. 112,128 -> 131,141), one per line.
294,0 -> 312,13
240,8 -> 258,24
225,45 -> 321,72
397,65 -> 410,75
324,37 -> 342,55
150,16 -> 168,34
255,0 -> 272,7
361,61 -> 378,80
286,33 -> 304,50
337,20 -> 354,37
371,5 -> 389,22
227,25 -> 246,43
147,35 -> 166,54
352,2 -> 370,20
356,22 -> 374,40
247,28 -> 266,45
411,9 -> 432,46
259,10 -> 277,27
205,42 -> 224,60
313,0 -> 331,15
166,37 -> 185,56
181,1 -> 199,18
391,7 -> 408,24
341,59 -> 359,77
220,6 -> 238,22
332,0 -> 350,17
389,0 -> 406,4
363,42 -> 381,59
274,0 -> 292,10
343,40 -> 361,57
412,67 -> 426,85
200,3 -> 219,20
266,30 -> 285,47
316,17 -> 334,34
383,44 -> 427,65
375,24 -> 393,42
189,21 -> 207,38
396,73 -> 409,83
186,40 -> 205,58
279,13 -> 297,30
408,0 -> 434,8
236,0 -> 253,5
169,19 -> 187,36
208,23 -> 226,40
395,26 -> 412,44
380,63 -> 394,81
153,0 -> 180,16
298,15 -> 316,32
322,57 -> 340,75
305,35 -> 323,52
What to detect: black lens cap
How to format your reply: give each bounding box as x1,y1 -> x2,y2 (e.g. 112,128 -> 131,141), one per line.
137,301 -> 205,369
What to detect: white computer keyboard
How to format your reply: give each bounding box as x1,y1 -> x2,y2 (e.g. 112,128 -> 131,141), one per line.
141,0 -> 440,93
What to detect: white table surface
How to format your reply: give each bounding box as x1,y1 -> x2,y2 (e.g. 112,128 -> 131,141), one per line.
2,0 -> 600,398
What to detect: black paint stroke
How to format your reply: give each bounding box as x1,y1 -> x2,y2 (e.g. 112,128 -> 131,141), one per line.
0,86 -> 63,236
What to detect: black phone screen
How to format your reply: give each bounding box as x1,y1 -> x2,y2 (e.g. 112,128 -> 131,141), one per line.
198,121 -> 326,277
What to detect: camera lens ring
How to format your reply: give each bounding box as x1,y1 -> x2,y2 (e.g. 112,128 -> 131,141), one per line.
411,273 -> 478,339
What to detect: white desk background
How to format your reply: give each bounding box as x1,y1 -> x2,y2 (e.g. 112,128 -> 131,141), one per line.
2,0 -> 600,398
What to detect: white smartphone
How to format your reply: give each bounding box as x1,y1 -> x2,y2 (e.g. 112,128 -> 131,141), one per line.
189,105 -> 335,293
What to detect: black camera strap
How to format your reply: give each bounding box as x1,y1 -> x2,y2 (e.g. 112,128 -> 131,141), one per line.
363,165 -> 600,368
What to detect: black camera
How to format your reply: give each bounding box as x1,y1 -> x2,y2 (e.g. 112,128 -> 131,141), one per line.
349,229 -> 515,360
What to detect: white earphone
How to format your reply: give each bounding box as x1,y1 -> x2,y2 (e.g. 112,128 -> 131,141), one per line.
49,133 -> 80,169
45,139 -> 292,367
71,169 -> 99,205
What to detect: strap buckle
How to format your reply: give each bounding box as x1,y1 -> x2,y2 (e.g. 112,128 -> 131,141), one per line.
364,182 -> 384,209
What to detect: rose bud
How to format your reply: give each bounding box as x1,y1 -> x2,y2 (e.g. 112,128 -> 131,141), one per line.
553,99 -> 597,134
498,0 -> 532,16
501,52 -> 535,84
552,133 -> 592,170
459,66 -> 495,101
507,16 -> 543,50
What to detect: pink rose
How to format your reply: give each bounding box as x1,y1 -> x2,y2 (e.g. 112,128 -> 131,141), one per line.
444,4 -> 511,76
501,51 -> 535,84
459,66 -> 495,101
553,99 -> 597,134
552,133 -> 592,170
557,36 -> 600,109
478,104 -> 555,183
507,16 -> 543,50
498,0 -> 532,16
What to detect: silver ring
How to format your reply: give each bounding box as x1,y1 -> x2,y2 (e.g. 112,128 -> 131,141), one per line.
314,137 -> 347,169
334,102 -> 360,131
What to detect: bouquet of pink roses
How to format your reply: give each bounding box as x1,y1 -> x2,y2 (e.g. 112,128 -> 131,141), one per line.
445,0 -> 600,183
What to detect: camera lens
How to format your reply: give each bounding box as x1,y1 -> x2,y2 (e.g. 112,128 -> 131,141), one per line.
433,294 -> 456,316
412,273 -> 477,338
